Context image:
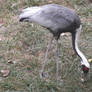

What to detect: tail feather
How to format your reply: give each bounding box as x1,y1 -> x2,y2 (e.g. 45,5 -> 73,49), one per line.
19,6 -> 41,20
22,7 -> 40,12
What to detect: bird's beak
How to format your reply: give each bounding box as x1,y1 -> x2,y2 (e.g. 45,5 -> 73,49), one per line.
81,72 -> 89,82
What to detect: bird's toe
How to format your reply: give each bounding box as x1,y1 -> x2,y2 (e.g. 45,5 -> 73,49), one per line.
39,71 -> 49,78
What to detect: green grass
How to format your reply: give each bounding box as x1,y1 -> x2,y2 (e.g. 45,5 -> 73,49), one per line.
0,0 -> 92,92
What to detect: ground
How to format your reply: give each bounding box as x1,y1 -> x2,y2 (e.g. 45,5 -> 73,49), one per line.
0,0 -> 92,92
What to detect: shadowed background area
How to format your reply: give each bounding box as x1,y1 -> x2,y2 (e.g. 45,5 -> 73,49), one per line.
0,0 -> 92,92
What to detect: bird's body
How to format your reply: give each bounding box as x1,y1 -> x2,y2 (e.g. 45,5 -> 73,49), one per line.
20,4 -> 80,39
19,4 -> 90,81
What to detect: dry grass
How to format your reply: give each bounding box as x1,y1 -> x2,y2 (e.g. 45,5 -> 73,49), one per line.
0,0 -> 92,92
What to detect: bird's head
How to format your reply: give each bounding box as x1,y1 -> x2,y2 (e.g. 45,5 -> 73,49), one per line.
81,59 -> 90,75
82,65 -> 89,74
81,65 -> 89,82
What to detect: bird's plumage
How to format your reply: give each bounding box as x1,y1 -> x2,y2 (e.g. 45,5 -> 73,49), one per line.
19,4 -> 81,38
20,7 -> 41,18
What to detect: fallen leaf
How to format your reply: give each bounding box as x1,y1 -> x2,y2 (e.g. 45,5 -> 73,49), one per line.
8,60 -> 17,64
0,20 -> 4,27
61,33 -> 70,36
1,69 -> 10,77
0,77 -> 3,81
88,59 -> 92,63
0,23 -> 4,27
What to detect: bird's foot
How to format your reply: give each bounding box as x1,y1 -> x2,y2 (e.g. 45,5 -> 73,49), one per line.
39,70 -> 49,78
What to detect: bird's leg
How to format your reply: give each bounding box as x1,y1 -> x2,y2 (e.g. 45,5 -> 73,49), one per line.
40,36 -> 53,78
55,39 -> 59,82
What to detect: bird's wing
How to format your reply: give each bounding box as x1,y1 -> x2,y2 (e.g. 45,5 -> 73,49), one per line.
31,4 -> 76,30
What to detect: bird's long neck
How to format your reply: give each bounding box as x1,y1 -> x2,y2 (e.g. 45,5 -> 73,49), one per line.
72,25 -> 90,68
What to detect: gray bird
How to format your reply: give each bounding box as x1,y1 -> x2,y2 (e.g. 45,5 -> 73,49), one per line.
19,4 -> 90,82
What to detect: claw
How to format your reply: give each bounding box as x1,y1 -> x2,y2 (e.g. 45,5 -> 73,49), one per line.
39,71 -> 49,78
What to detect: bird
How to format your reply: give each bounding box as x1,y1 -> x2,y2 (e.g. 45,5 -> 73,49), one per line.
19,4 -> 90,82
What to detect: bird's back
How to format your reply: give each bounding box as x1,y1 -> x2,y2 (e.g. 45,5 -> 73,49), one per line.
31,4 -> 81,31
20,4 -> 81,33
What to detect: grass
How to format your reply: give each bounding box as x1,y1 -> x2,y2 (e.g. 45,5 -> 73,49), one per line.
0,0 -> 92,92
